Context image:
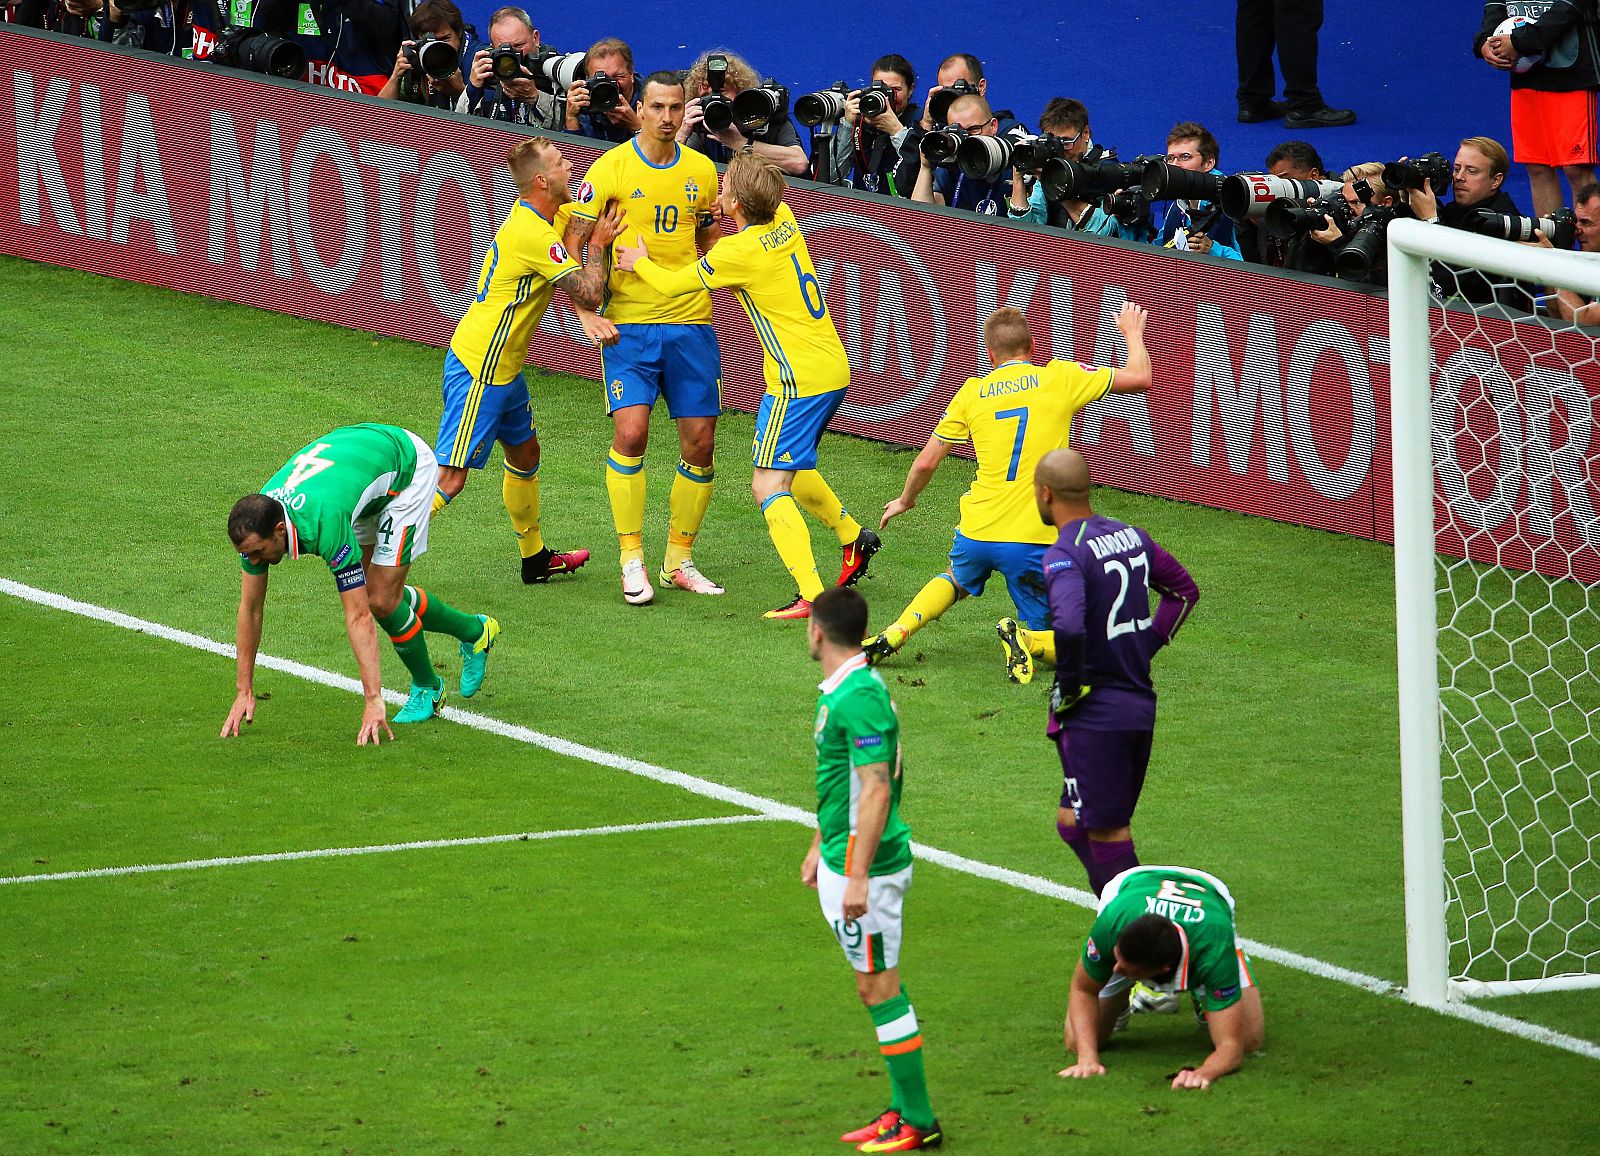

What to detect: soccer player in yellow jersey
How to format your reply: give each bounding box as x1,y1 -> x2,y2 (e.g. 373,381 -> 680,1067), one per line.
616,154 -> 883,620
563,71 -> 728,606
435,137 -> 624,585
863,304 -> 1152,680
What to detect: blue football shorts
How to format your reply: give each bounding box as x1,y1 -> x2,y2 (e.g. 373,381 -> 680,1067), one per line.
947,531 -> 1050,628
436,349 -> 536,471
752,388 -> 846,471
600,324 -> 722,418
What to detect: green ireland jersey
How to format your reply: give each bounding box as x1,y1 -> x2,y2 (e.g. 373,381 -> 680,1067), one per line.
1081,865 -> 1245,1011
814,654 -> 913,876
242,424 -> 418,589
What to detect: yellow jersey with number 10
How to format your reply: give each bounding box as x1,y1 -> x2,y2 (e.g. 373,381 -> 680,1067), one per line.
569,139 -> 718,326
692,203 -> 850,399
933,358 -> 1114,544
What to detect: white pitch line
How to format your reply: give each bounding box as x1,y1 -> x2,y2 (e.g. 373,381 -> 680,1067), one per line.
0,814 -> 778,886
4,577 -> 1598,1063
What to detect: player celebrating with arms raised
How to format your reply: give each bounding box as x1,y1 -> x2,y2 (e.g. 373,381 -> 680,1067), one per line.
1061,864 -> 1264,1089
434,137 -> 624,586
863,305 -> 1150,673
563,72 -> 727,606
616,153 -> 881,619
224,423 -> 499,741
1035,448 -> 1198,895
803,587 -> 942,1151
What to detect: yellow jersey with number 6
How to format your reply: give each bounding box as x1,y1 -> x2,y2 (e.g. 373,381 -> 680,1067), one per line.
692,203 -> 850,399
569,139 -> 718,326
933,359 -> 1114,544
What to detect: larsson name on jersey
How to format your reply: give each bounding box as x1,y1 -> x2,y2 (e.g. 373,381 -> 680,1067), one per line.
977,374 -> 1039,399
1087,527 -> 1143,560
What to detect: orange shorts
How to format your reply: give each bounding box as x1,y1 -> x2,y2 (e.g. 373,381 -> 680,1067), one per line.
1510,87 -> 1598,167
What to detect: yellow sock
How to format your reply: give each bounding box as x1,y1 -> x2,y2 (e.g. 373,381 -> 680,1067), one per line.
606,450 -> 646,566
791,470 -> 862,545
761,492 -> 824,601
893,574 -> 960,640
1019,626 -> 1056,663
432,488 -> 451,515
502,462 -> 543,559
666,460 -> 715,573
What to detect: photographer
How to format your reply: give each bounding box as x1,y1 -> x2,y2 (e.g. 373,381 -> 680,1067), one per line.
1307,162 -> 1398,284
678,49 -> 809,175
1408,136 -> 1535,308
249,0 -> 406,94
465,6 -> 560,126
562,37 -> 641,141
916,52 -> 1021,136
911,93 -> 1017,215
1537,182 -> 1600,322
826,53 -> 922,196
1155,122 -> 1243,261
1241,139 -> 1330,267
377,0 -> 472,109
1007,98 -> 1134,236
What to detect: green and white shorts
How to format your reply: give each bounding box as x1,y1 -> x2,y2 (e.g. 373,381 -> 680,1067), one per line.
357,431 -> 438,569
817,860 -> 912,973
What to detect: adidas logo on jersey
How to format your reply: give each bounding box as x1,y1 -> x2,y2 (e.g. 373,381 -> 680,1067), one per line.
630,188 -> 645,199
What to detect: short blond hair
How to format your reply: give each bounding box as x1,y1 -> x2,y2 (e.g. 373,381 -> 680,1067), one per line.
1342,161 -> 1391,203
725,153 -> 785,224
983,306 -> 1032,359
507,137 -> 556,193
1461,135 -> 1510,178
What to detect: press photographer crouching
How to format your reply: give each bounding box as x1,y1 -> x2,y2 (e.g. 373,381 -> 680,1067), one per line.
1144,122 -> 1243,260
678,50 -> 809,175
377,0 -> 471,109
806,54 -> 922,196
1539,183 -> 1600,324
561,37 -> 640,141
1296,162 -> 1400,285
1232,140 -> 1331,267
1005,99 -> 1141,238
464,6 -> 560,126
913,94 -> 1026,215
1406,136 -> 1541,309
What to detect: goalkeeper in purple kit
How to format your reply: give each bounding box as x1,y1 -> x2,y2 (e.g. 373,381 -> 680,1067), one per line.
1035,448 -> 1198,895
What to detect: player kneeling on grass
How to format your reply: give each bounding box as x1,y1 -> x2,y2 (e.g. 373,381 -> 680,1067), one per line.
615,153 -> 881,620
223,423 -> 500,743
863,303 -> 1150,675
803,587 -> 942,1151
1061,864 -> 1264,1090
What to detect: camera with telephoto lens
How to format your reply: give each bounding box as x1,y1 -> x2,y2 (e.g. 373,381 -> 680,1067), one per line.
921,123 -> 968,167
530,47 -> 587,94
1383,152 -> 1452,199
1053,156 -> 1150,201
585,70 -> 622,112
1334,204 -> 1398,280
1460,206 -> 1577,249
926,78 -> 977,126
858,79 -> 896,119
1140,159 -> 1226,203
1104,188 -> 1153,229
796,82 -> 850,128
397,36 -> 460,101
1220,172 -> 1343,221
488,43 -> 531,83
213,27 -> 307,78
699,54 -> 735,133
733,81 -> 790,133
1262,190 -> 1353,239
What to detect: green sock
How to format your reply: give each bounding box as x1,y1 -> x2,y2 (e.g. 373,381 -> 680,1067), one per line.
374,602 -> 440,688
405,585 -> 482,644
868,992 -> 934,1130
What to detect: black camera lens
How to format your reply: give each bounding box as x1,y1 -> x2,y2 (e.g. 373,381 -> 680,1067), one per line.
920,125 -> 966,167
1140,160 -> 1226,203
405,36 -> 459,80
701,91 -> 735,133
859,82 -> 892,119
1382,152 -> 1452,198
1333,206 -> 1396,280
215,27 -> 307,79
927,79 -> 976,126
733,83 -> 788,133
490,44 -> 526,82
587,71 -> 621,112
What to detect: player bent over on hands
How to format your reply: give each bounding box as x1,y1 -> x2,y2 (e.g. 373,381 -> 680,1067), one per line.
1062,864 -> 1264,1090
616,153 -> 880,620
564,72 -> 729,607
1036,448 -> 1198,895
864,304 -> 1150,675
223,423 -> 499,742
803,588 -> 942,1151
433,137 -> 625,586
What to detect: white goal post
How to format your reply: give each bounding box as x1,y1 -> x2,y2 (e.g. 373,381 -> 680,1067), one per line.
1388,219 -> 1600,1006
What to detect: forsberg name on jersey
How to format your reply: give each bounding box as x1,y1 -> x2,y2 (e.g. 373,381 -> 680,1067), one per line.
977,373 -> 1039,399
758,218 -> 798,251
1087,526 -> 1143,560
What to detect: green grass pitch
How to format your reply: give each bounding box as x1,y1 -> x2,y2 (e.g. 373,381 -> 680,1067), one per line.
1,254 -> 1595,1154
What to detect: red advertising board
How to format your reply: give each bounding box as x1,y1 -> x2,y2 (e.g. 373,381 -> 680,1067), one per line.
5,27 -> 1598,581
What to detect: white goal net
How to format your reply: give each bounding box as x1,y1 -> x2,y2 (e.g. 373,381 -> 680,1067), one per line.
1388,219 -> 1600,1004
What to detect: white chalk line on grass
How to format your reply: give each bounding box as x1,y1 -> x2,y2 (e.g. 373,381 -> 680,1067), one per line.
4,576 -> 1597,1063
0,814 -> 778,886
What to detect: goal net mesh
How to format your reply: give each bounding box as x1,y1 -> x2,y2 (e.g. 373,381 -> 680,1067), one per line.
1427,257 -> 1600,992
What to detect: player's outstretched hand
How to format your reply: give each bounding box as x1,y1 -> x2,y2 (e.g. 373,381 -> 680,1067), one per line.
592,202 -> 627,251
220,689 -> 255,738
1058,1061 -> 1106,1079
1114,301 -> 1148,339
1171,1067 -> 1211,1091
614,236 -> 648,273
357,700 -> 395,746
879,496 -> 914,529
